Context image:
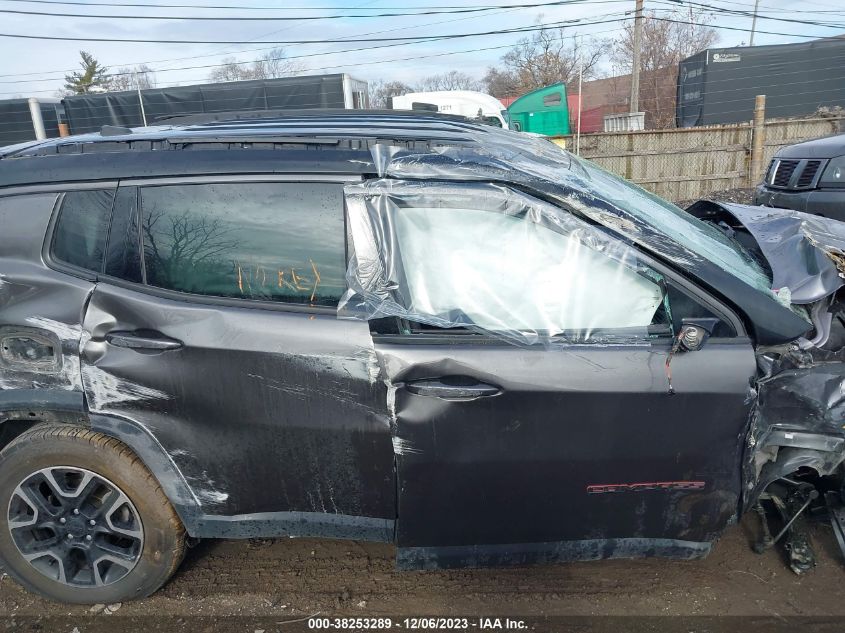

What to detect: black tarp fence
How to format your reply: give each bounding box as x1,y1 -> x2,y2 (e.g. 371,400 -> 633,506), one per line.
63,74 -> 355,134
677,37 -> 845,127
0,99 -> 62,147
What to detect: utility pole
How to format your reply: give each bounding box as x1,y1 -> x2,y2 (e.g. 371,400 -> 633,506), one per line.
576,34 -> 583,155
629,0 -> 644,113
135,71 -> 148,126
750,94 -> 767,184
749,0 -> 760,46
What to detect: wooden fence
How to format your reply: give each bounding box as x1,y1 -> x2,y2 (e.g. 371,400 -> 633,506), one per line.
553,115 -> 845,202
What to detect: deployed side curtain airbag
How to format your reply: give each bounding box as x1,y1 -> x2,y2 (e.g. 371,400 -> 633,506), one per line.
340,180 -> 666,346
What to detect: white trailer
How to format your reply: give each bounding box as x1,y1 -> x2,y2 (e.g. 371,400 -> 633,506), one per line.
391,91 -> 509,128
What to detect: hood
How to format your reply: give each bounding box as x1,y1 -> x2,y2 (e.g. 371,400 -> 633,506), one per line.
775,133 -> 845,160
686,201 -> 845,305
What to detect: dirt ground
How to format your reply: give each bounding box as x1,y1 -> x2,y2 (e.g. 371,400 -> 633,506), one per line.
2,513 -> 845,630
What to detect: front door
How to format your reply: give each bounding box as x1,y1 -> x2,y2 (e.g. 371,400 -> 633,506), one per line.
80,177 -> 395,539
343,180 -> 756,566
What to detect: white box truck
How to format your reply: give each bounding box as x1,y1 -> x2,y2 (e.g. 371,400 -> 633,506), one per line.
391,91 -> 509,128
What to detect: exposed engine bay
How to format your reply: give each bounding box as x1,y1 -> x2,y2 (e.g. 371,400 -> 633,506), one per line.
690,200 -> 845,574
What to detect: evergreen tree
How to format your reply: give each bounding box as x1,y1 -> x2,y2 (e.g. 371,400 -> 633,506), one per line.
64,51 -> 109,94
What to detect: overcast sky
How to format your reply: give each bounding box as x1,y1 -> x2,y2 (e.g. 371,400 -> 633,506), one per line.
0,0 -> 842,99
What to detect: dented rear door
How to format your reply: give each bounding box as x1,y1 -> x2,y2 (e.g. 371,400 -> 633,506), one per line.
80,177 -> 395,538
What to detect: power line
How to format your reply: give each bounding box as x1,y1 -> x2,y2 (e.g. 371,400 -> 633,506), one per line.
0,12 -> 838,46
0,2 -> 841,93
0,4 -> 551,83
0,0 -> 838,81
6,0 -> 840,11
6,15 -> 843,99
0,0 -> 503,78
0,0 -> 560,9
0,0 -> 599,21
0,16 -> 635,97
647,15 -> 844,40
667,0 -> 844,15
0,17 -> 629,44
151,0 -> 383,76
658,0 -> 845,30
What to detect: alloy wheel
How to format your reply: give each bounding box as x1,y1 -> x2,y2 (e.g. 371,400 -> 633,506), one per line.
7,466 -> 144,587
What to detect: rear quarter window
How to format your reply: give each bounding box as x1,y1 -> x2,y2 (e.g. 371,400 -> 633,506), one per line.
51,190 -> 115,273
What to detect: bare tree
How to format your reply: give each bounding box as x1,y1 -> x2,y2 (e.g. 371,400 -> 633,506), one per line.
482,68 -> 521,100
251,47 -> 306,79
368,79 -> 414,108
208,49 -> 304,83
483,27 -> 605,98
416,71 -> 481,92
208,57 -> 252,83
611,9 -> 718,128
143,207 -> 240,290
108,64 -> 156,92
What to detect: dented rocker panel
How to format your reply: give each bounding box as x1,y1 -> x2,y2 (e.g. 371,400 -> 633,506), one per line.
397,538 -> 712,570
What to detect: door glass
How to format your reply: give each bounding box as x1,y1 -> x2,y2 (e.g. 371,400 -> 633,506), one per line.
139,182 -> 346,306
342,181 -> 669,345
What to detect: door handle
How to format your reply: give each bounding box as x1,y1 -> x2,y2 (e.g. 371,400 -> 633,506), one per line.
105,331 -> 183,351
406,378 -> 501,400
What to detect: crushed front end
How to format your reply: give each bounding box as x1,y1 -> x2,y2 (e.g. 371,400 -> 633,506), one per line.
690,200 -> 845,573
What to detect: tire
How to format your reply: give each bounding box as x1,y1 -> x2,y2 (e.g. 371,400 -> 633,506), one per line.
0,424 -> 186,604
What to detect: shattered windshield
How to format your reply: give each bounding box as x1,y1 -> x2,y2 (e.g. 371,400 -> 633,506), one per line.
566,154 -> 774,297
370,133 -> 776,304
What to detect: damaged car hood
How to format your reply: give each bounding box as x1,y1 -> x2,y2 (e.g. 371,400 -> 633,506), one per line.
687,200 -> 845,305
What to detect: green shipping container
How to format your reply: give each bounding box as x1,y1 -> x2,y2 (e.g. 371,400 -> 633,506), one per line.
506,83 -> 570,136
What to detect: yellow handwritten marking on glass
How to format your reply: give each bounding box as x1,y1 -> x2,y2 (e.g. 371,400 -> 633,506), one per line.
233,262 -> 324,301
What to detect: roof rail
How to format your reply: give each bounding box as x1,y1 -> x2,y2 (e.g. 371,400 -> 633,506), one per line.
100,125 -> 133,136
155,108 -> 469,127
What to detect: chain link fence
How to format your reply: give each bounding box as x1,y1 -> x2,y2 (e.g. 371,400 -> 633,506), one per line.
554,114 -> 845,203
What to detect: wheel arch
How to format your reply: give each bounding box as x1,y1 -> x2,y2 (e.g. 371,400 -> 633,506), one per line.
87,413 -> 203,534
0,389 -> 88,451
0,390 -> 203,535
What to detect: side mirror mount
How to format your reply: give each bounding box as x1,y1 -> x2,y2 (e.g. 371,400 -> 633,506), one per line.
678,317 -> 720,351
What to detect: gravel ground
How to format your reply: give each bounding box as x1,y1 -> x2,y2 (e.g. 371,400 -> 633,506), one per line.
2,513 -> 845,631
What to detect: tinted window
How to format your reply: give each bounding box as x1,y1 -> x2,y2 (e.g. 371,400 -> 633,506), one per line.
51,189 -> 115,272
140,182 -> 346,306
104,186 -> 142,283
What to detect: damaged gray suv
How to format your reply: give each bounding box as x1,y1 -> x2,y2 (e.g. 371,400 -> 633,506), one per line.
1,110 -> 845,604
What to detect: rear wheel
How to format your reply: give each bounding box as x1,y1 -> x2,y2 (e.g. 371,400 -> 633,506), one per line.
0,425 -> 186,603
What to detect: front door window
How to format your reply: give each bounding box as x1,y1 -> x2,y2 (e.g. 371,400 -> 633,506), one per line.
342,180 -> 670,345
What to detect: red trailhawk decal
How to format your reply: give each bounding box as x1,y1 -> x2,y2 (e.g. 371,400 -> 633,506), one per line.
587,481 -> 706,494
